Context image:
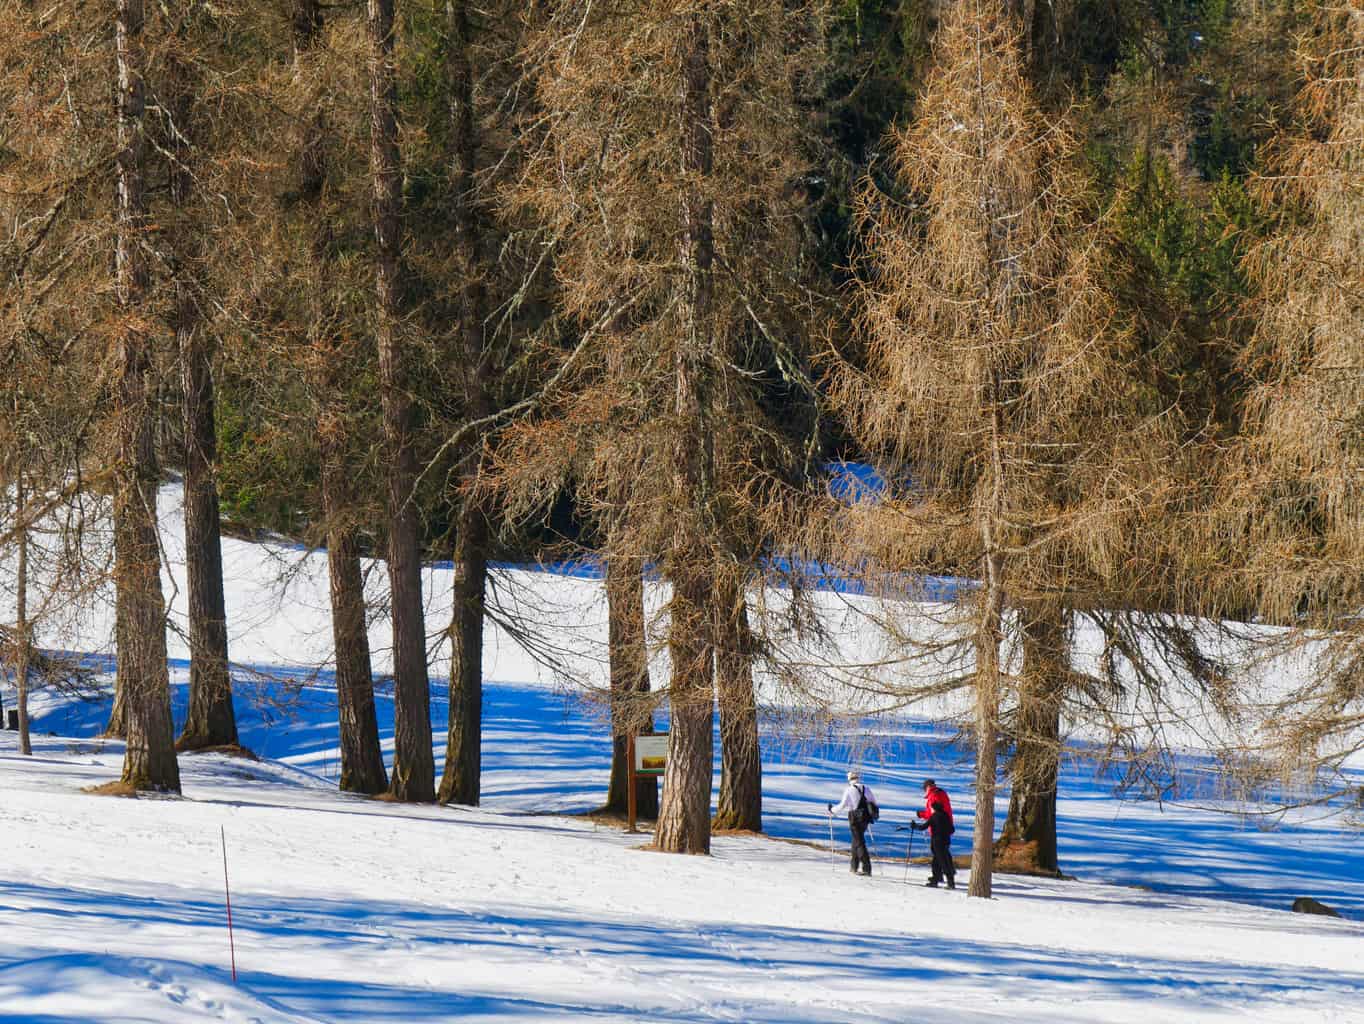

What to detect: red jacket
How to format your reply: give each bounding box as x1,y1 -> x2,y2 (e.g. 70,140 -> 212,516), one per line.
916,786 -> 954,835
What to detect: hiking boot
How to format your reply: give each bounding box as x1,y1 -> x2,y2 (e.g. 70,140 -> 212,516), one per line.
946,879 -> 956,890
925,879 -> 939,888
860,869 -> 872,877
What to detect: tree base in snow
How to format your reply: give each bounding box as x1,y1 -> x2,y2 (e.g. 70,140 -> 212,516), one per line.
583,807 -> 657,830
83,779 -> 178,798
710,811 -> 762,834
994,838 -> 1064,878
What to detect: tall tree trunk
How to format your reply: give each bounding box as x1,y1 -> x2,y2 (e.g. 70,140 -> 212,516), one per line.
604,556 -> 657,817
114,0 -> 179,792
369,0 -> 434,803
656,571 -> 714,853
171,31 -> 237,752
968,568 -> 1004,898
969,396 -> 1006,897
15,475 -> 31,756
967,2 -> 1018,892
437,0 -> 489,807
319,461 -> 387,793
439,504 -> 487,804
654,11 -> 716,856
995,600 -> 1066,875
293,0 -> 387,794
713,578 -> 760,832
321,469 -> 389,794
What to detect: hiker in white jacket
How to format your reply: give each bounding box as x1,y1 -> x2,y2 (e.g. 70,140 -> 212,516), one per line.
827,770 -> 879,876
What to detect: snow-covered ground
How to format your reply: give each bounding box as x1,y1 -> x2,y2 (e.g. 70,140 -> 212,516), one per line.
2,487 -> 1364,1022
4,687 -> 1364,1024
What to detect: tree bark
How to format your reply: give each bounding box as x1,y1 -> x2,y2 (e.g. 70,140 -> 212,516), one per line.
437,0 -> 489,808
656,571 -> 714,854
654,11 -> 716,856
319,459 -> 388,792
969,392 -> 1006,897
604,557 -> 657,817
322,478 -> 389,794
439,502 -> 487,805
369,0 -> 434,803
114,0 -> 179,793
968,565 -> 1004,897
995,600 -> 1066,875
15,475 -> 31,756
713,580 -> 760,832
171,31 -> 237,752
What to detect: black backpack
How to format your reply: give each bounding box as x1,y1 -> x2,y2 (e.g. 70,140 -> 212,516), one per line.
855,784 -> 880,825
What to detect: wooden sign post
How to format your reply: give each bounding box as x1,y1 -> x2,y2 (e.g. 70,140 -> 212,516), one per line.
627,734 -> 638,833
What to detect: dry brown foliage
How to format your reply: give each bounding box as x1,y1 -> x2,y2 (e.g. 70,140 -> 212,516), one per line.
1226,2 -> 1364,772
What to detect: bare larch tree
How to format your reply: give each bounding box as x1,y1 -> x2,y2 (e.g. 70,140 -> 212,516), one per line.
832,0 -> 1177,896
114,0 -> 179,792
496,0 -> 825,854
294,0 -> 390,795
167,1 -> 238,753
437,0 -> 493,807
369,0 -> 434,802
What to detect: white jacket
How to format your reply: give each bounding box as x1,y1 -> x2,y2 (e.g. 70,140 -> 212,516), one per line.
832,782 -> 878,816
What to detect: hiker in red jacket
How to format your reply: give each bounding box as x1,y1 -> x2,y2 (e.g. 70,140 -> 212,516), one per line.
910,778 -> 956,888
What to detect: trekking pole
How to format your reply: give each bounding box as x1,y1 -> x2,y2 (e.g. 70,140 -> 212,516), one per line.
828,811 -> 836,874
903,826 -> 915,885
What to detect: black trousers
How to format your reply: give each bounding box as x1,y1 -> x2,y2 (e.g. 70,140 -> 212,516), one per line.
848,816 -> 871,874
929,830 -> 954,883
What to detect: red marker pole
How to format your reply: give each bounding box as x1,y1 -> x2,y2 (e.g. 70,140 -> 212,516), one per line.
221,826 -> 237,982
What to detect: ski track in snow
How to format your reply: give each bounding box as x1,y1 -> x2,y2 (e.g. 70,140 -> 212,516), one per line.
1,484 -> 1363,1022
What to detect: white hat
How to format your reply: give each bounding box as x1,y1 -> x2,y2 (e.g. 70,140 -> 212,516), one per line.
847,769 -> 861,781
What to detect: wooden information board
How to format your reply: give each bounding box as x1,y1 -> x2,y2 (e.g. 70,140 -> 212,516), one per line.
626,732 -> 668,832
